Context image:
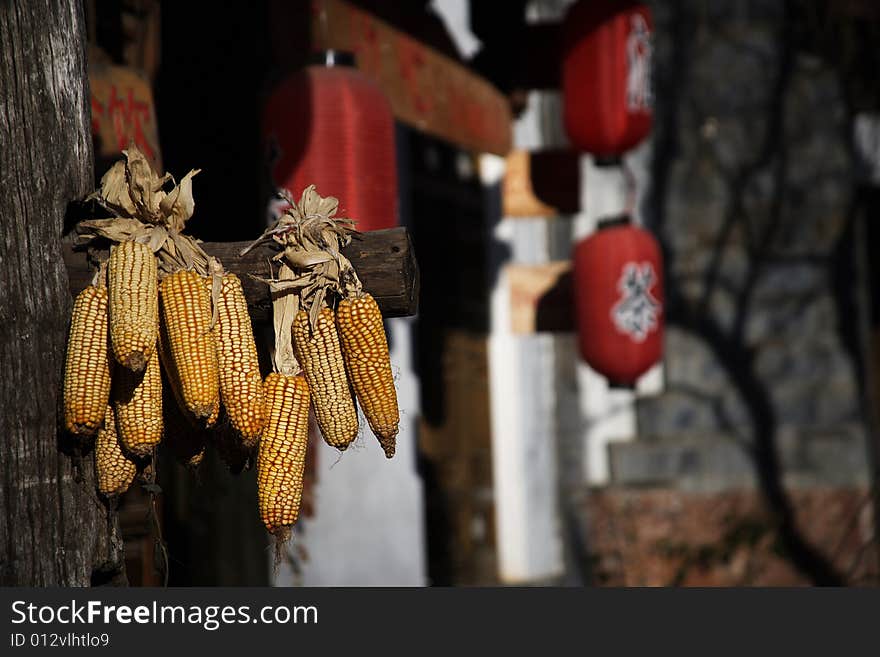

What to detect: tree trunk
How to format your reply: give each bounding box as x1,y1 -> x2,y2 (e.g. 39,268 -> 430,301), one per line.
0,0 -> 125,586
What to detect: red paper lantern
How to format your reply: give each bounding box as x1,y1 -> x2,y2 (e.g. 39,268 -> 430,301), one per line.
262,51 -> 398,231
562,0 -> 654,158
573,216 -> 663,386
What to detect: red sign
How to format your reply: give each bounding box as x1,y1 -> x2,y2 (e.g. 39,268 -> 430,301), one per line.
89,64 -> 162,172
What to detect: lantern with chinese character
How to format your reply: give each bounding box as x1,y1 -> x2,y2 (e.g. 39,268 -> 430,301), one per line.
262,50 -> 398,231
562,0 -> 653,158
572,215 -> 663,386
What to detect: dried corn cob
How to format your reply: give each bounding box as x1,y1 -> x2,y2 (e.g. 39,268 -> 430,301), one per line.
114,347 -> 163,457
293,306 -> 358,450
216,273 -> 266,447
157,308 -> 218,430
95,404 -> 137,496
108,241 -> 158,371
336,293 -> 399,458
257,373 -> 309,537
159,270 -> 219,421
64,284 -> 112,436
162,383 -> 207,469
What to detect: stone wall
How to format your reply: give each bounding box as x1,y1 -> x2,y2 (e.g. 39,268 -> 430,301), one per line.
585,486 -> 876,586
581,0 -> 876,585
642,0 -> 861,443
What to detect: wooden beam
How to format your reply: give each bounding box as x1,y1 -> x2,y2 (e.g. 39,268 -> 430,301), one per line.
63,227 -> 420,319
306,0 -> 513,155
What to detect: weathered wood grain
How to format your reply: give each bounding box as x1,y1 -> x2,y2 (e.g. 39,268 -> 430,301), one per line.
63,227 -> 420,319
0,0 -> 125,586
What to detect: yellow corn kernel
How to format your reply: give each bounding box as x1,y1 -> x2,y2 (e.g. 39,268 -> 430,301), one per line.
217,274 -> 266,447
293,307 -> 358,451
95,404 -> 137,497
108,241 -> 158,371
114,346 -> 163,457
159,270 -> 219,420
336,293 -> 399,458
257,373 -> 309,537
64,285 -> 112,436
157,309 -> 217,431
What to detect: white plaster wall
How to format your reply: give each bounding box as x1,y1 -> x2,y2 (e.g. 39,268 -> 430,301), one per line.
483,91 -> 566,583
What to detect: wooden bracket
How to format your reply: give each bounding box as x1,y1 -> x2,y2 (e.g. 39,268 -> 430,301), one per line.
503,149 -> 581,218
63,227 -> 420,319
507,262 -> 574,334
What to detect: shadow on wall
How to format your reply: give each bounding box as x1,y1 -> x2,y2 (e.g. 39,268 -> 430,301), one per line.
639,0 -> 879,585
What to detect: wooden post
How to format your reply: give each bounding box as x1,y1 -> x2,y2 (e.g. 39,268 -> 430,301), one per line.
62,227 -> 420,319
0,0 -> 125,586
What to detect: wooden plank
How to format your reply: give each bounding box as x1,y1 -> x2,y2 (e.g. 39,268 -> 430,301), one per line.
309,0 -> 512,155
507,262 -> 574,334
63,227 -> 420,319
503,149 -> 581,218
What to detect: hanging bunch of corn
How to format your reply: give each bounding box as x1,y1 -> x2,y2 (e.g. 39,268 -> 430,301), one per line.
68,145 -> 267,495
245,188 -> 357,455
246,186 -> 358,451
69,147 -> 186,464
245,185 -> 399,459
